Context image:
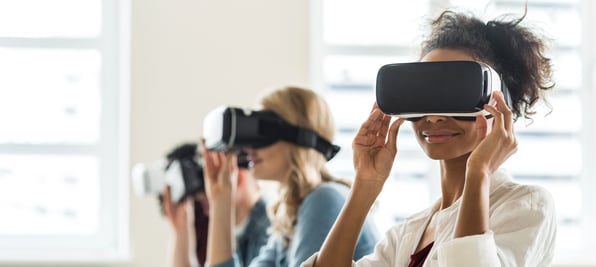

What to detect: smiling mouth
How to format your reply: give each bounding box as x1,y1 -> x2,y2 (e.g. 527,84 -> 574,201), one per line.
423,133 -> 459,143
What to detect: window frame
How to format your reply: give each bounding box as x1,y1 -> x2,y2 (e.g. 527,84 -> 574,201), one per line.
0,0 -> 130,262
577,0 -> 596,265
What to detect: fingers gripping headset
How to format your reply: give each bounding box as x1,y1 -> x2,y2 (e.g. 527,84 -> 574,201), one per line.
376,61 -> 512,120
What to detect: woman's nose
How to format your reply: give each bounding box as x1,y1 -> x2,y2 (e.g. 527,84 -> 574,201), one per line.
424,115 -> 447,123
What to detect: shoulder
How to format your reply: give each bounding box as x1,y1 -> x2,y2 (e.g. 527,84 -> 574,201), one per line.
298,182 -> 349,216
303,182 -> 349,206
491,178 -> 555,211
489,172 -> 556,224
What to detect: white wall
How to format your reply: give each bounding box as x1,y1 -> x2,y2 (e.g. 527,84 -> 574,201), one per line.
127,1 -> 310,267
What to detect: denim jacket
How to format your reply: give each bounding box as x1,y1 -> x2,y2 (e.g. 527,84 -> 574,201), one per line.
195,198 -> 271,267
209,182 -> 380,267
237,198 -> 271,266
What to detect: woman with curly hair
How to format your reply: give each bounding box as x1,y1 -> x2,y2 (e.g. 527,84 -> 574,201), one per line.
305,9 -> 557,267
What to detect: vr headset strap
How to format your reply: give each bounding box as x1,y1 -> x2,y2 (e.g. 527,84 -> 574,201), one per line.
261,120 -> 340,161
291,127 -> 341,161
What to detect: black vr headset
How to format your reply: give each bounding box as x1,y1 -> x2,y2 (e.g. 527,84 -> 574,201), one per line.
202,106 -> 340,161
376,61 -> 512,121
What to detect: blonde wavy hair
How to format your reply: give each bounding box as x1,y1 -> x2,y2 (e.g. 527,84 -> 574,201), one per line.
259,86 -> 349,244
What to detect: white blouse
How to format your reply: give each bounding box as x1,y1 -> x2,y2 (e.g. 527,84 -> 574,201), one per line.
301,169 -> 557,267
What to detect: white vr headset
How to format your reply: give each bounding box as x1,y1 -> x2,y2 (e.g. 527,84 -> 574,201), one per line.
376,61 -> 512,121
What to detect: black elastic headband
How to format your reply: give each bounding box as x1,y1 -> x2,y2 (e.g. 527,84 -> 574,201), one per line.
260,115 -> 340,161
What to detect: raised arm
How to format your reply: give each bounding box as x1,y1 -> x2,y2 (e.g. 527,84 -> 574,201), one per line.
314,105 -> 404,267
457,92 -> 517,238
202,144 -> 238,266
434,91 -> 520,266
163,186 -> 196,267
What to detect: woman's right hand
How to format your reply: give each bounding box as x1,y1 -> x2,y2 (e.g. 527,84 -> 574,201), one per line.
163,186 -> 194,235
200,140 -> 238,203
352,104 -> 404,190
313,105 -> 403,267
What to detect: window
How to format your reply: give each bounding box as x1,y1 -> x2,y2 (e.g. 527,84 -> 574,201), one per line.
313,0 -> 595,264
0,0 -> 129,262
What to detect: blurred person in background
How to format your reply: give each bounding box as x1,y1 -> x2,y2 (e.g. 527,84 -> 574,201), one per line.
162,143 -> 270,267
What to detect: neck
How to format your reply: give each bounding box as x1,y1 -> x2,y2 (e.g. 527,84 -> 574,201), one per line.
438,154 -> 469,209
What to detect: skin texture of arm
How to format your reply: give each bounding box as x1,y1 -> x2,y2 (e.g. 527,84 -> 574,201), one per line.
163,186 -> 195,267
202,145 -> 238,266
314,106 -> 404,267
456,92 -> 517,238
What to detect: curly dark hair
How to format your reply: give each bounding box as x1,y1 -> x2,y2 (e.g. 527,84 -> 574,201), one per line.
420,10 -> 555,120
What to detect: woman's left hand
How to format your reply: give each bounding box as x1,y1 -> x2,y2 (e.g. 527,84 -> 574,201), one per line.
467,91 -> 518,177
